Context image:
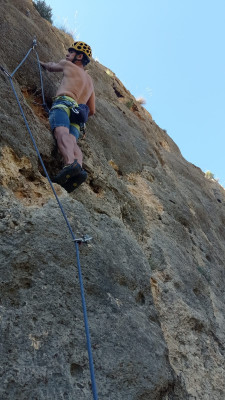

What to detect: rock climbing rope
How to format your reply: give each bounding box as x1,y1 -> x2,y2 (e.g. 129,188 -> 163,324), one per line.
0,38 -> 98,400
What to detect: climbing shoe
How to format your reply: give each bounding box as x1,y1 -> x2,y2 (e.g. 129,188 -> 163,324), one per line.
52,160 -> 82,185
61,169 -> 88,193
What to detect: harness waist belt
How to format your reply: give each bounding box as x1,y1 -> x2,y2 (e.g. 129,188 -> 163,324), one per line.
53,95 -> 78,103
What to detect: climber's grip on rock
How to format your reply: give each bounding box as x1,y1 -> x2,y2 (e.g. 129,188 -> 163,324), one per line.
40,41 -> 95,192
40,61 -> 47,70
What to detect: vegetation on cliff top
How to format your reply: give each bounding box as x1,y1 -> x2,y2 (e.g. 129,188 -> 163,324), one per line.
33,0 -> 53,24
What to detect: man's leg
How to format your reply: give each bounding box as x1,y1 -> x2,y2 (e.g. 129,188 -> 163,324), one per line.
54,126 -> 78,165
70,134 -> 83,167
69,125 -> 83,167
52,127 -> 82,184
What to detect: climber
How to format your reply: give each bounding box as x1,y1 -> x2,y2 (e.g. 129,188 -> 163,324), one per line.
40,41 -> 95,189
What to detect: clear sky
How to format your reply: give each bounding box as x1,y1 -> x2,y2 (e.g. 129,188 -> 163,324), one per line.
46,0 -> 225,186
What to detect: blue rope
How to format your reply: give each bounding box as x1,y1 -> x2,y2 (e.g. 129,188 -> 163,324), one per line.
11,47 -> 33,77
1,44 -> 98,400
34,49 -> 50,114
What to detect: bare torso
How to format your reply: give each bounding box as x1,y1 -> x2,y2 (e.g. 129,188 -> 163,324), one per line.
55,60 -> 95,114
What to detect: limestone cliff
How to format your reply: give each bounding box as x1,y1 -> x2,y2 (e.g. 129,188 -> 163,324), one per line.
1,1 -> 225,399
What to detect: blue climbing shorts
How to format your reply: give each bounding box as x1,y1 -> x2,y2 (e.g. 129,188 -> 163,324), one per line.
49,96 -> 80,141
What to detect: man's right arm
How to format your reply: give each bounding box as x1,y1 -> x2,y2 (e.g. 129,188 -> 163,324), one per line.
40,59 -> 66,72
87,91 -> 95,116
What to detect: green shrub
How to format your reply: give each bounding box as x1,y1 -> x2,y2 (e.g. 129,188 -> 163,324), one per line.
125,99 -> 134,109
33,0 -> 53,24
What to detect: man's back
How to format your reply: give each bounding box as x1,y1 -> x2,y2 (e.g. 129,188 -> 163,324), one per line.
56,60 -> 95,114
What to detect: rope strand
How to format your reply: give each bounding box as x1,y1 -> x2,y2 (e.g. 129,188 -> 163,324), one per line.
34,49 -> 49,114
11,47 -> 33,77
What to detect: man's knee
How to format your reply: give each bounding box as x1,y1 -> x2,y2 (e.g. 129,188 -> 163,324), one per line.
54,126 -> 70,139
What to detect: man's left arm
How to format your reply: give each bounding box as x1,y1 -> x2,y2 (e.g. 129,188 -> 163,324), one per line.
40,59 -> 66,72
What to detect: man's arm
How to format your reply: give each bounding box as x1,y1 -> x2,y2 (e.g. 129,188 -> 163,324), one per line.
87,91 -> 95,116
40,59 -> 66,72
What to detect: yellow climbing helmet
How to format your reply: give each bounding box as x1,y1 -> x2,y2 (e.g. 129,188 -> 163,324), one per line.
68,41 -> 92,60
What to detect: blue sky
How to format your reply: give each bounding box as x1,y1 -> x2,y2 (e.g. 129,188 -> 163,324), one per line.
46,0 -> 225,186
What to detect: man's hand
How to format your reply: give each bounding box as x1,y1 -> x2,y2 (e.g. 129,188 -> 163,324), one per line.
40,61 -> 47,70
38,60 -> 65,72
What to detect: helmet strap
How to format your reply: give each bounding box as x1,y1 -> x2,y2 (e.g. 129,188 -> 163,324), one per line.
72,54 -> 83,65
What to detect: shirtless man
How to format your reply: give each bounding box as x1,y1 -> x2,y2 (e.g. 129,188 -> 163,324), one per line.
40,41 -> 95,187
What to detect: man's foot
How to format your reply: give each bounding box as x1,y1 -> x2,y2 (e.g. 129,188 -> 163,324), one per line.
61,169 -> 88,193
52,160 -> 82,185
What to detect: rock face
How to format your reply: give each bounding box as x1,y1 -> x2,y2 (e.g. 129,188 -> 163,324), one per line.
1,1 -> 225,399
